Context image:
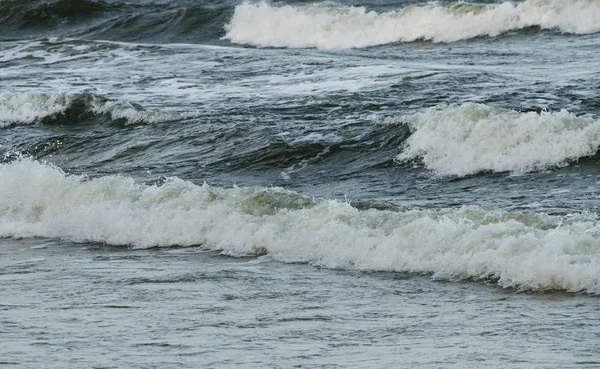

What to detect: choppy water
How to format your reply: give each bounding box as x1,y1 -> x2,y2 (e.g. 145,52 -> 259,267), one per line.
2,0 -> 600,367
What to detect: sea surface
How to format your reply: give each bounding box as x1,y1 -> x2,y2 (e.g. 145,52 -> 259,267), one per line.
1,0 -> 600,367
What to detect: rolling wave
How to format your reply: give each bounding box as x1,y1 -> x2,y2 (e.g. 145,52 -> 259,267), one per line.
2,158 -> 600,293
5,0 -> 598,46
4,91 -> 599,178
224,0 -> 600,48
0,92 -> 181,126
391,103 -> 600,176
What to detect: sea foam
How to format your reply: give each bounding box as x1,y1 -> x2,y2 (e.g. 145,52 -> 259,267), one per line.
392,103 -> 600,176
224,0 -> 600,48
2,158 -> 600,293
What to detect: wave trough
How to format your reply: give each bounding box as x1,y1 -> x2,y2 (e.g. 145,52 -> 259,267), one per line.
224,0 -> 600,48
2,158 -> 600,293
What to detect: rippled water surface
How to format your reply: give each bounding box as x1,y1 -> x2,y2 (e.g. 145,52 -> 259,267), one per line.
2,239 -> 600,368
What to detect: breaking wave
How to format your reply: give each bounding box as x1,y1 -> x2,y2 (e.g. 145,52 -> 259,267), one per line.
0,92 -> 181,126
391,103 -> 600,176
2,158 -> 600,293
224,0 -> 600,48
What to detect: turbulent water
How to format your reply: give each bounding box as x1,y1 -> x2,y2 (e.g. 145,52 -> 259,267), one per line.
2,0 -> 600,367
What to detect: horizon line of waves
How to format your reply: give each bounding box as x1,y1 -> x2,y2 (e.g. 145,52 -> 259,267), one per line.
2,158 -> 600,293
385,102 -> 600,177
0,91 -> 188,127
224,0 -> 600,49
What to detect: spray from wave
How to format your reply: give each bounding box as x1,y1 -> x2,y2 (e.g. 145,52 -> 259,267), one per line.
224,0 -> 600,48
0,92 -> 181,126
390,103 -> 600,176
2,158 -> 600,293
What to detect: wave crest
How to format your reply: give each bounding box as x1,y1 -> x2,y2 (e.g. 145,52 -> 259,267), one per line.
224,0 -> 600,48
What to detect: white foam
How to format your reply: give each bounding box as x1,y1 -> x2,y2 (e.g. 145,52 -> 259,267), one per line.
288,132 -> 343,145
0,92 -> 180,126
224,0 -> 600,48
167,64 -> 411,101
2,158 -> 600,293
392,103 -> 600,176
0,92 -> 73,127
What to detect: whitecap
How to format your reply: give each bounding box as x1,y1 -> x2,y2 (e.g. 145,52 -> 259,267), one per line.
391,103 -> 600,176
224,0 -> 600,49
2,158 -> 600,292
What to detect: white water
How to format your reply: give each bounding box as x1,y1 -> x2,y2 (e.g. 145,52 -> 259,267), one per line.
2,159 -> 600,293
225,0 -> 600,48
392,103 -> 600,176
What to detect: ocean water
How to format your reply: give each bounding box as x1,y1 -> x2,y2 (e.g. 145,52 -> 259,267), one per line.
1,0 -> 600,367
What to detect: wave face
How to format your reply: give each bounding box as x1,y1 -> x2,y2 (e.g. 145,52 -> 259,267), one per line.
3,158 -> 600,293
0,0 -> 107,24
0,92 -> 179,126
0,0 -> 108,37
0,0 -> 232,43
392,103 -> 600,176
224,0 -> 600,48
